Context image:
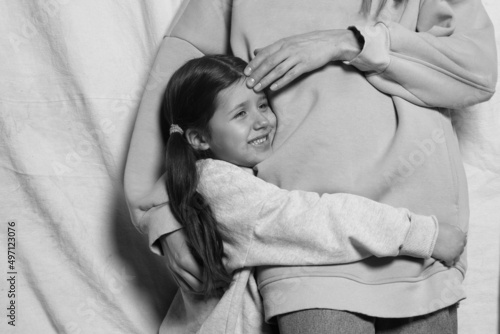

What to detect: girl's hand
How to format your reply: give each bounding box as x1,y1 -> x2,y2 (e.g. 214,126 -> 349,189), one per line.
244,29 -> 362,92
431,223 -> 467,266
159,229 -> 204,294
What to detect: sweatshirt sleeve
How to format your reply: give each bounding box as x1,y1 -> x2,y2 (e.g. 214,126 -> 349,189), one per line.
197,160 -> 439,272
123,0 -> 232,254
346,0 -> 497,108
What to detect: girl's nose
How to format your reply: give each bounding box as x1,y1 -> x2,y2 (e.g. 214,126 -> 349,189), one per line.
253,113 -> 270,129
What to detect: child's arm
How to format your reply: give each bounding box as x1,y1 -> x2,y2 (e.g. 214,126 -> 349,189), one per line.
197,160 -> 464,271
140,159 -> 464,277
200,160 -> 432,268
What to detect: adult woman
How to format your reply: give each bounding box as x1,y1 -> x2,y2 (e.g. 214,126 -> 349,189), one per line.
125,0 -> 496,332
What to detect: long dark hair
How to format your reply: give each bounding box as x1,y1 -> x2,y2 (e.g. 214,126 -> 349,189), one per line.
163,55 -> 247,296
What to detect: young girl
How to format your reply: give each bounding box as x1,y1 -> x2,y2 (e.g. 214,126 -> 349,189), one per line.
159,54 -> 466,332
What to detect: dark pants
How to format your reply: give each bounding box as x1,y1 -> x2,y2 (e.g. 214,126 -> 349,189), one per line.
277,304 -> 457,334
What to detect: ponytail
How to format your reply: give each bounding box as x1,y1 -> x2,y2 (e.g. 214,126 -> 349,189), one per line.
165,131 -> 232,297
162,55 -> 249,296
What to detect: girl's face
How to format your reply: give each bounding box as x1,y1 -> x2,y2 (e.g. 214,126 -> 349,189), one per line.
205,80 -> 276,167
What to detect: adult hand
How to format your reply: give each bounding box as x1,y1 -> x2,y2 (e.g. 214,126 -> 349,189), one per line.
159,229 -> 204,294
244,29 -> 362,92
431,223 -> 467,267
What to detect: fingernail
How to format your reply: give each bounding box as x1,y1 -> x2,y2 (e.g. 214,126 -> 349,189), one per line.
247,77 -> 255,87
270,83 -> 278,91
254,83 -> 262,91
244,67 -> 252,76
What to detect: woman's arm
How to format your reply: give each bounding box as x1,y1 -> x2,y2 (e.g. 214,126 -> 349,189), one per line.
245,0 -> 496,108
348,0 -> 497,108
124,0 -> 232,254
124,0 -> 233,292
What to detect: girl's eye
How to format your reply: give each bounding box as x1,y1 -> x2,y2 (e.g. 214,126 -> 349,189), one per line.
234,110 -> 246,118
259,103 -> 269,110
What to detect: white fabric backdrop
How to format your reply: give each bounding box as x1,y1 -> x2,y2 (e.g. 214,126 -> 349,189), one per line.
0,1 -> 182,333
0,0 -> 497,333
455,0 -> 500,332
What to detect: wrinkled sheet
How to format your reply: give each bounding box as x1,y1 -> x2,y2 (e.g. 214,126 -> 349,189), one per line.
0,1 -> 181,333
455,2 -> 500,333
0,0 -> 498,333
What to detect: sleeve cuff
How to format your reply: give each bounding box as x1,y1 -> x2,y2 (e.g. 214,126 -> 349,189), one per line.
399,213 -> 439,258
343,23 -> 391,74
142,202 -> 183,255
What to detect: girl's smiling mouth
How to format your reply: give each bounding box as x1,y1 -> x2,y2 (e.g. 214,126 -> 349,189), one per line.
248,134 -> 271,146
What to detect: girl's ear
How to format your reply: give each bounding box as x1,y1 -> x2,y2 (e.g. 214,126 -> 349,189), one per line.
186,129 -> 210,151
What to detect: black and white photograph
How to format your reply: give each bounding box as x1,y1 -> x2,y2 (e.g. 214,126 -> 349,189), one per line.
1,0 -> 499,333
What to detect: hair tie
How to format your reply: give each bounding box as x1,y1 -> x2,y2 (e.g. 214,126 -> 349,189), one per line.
170,124 -> 184,135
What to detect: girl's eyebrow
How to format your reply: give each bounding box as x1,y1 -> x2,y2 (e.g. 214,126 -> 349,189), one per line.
227,101 -> 246,115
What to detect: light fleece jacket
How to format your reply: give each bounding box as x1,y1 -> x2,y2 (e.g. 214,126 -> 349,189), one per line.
161,158 -> 439,333
124,0 -> 497,330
